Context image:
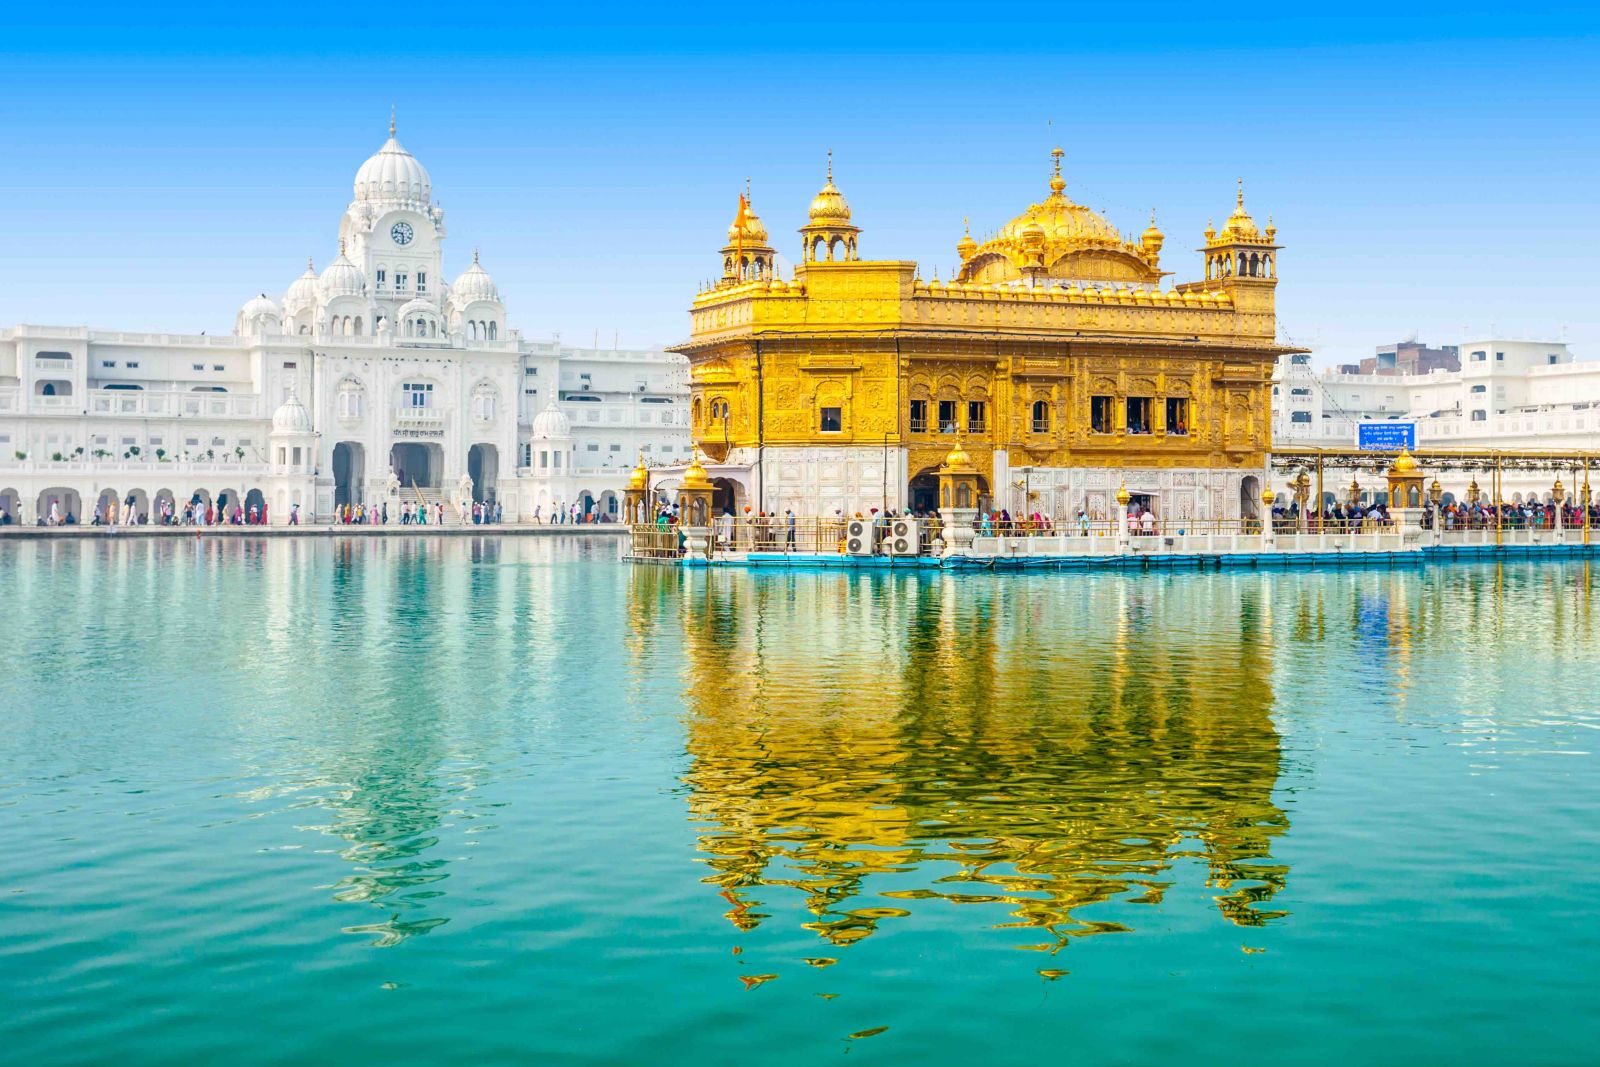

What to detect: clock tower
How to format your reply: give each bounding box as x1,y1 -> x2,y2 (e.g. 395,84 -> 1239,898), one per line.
341,115 -> 449,332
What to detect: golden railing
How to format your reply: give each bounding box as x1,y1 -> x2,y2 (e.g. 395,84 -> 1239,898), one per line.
628,523 -> 683,559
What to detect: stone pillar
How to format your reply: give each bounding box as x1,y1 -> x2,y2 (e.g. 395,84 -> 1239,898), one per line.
1115,484 -> 1131,552
1260,489 -> 1277,551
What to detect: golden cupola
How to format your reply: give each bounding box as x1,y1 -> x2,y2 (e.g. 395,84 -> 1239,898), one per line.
1140,211 -> 1165,263
956,217 -> 977,262
1201,180 -> 1280,284
957,147 -> 1163,286
799,151 -> 861,264
718,187 -> 776,287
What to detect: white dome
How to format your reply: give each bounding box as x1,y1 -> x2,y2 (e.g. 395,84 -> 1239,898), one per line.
319,251 -> 365,298
450,252 -> 500,305
240,293 -> 280,320
531,401 -> 571,439
271,393 -> 313,434
283,260 -> 319,311
353,135 -> 432,204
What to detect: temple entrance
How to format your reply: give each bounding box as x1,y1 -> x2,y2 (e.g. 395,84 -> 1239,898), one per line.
246,488 -> 267,521
333,442 -> 365,506
390,441 -> 442,489
1240,475 -> 1261,519
908,468 -> 940,515
468,443 -> 498,503
0,488 -> 20,524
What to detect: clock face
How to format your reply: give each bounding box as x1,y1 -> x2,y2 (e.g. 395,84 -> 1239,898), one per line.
391,222 -> 414,246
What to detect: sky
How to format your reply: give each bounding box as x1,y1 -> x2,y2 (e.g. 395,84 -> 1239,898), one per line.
1,2 -> 1598,363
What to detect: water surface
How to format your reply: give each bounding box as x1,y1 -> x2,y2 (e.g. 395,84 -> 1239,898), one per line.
2,537 -> 1596,1064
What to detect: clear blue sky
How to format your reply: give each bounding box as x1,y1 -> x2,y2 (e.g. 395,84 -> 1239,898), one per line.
2,2 -> 1597,362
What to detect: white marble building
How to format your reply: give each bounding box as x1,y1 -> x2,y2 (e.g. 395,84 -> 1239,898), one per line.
1270,338 -> 1597,499
0,124 -> 688,525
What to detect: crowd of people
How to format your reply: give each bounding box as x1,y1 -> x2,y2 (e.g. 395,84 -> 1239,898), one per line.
530,502 -> 616,524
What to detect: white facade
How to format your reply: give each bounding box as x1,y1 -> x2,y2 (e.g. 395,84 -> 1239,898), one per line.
0,127 -> 688,525
1270,338 -> 1595,501
1272,339 -> 1587,448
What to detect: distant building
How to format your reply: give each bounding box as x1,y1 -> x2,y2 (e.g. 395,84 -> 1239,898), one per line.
1272,338 -> 1597,450
0,124 -> 689,525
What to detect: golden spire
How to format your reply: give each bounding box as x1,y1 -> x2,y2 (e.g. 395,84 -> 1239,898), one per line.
389,105 -> 396,138
1049,146 -> 1065,194
826,148 -> 833,184
1237,177 -> 1245,208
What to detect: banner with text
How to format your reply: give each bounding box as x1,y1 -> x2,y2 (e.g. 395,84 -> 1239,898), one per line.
1356,423 -> 1417,451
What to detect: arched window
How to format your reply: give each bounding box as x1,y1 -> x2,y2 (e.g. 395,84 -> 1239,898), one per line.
692,397 -> 703,425
472,383 -> 498,422
467,321 -> 478,341
337,380 -> 364,419
354,316 -> 363,336
1031,399 -> 1050,434
487,321 -> 498,340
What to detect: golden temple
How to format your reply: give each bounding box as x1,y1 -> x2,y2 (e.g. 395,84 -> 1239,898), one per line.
671,150 -> 1300,520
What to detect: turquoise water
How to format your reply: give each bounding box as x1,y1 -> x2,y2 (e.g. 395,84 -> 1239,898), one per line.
2,537 -> 1597,1065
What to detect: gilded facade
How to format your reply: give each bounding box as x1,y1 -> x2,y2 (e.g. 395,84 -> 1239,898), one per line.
671,150 -> 1300,519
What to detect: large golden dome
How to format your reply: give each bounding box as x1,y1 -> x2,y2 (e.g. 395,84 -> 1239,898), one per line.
957,147 -> 1159,285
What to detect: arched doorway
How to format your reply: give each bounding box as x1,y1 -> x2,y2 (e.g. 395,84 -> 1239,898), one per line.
908,467 -> 941,514
0,487 -> 20,524
390,441 -> 441,489
216,488 -> 242,518
577,490 -> 596,522
37,487 -> 81,523
245,488 -> 267,522
333,441 -> 365,506
154,488 -> 176,524
599,490 -> 619,519
468,443 -> 498,503
125,488 -> 150,523
95,488 -> 119,522
1240,475 -> 1261,519
710,476 -> 742,516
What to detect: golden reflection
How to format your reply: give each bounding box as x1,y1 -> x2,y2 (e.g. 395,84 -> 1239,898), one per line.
638,568 -> 1290,954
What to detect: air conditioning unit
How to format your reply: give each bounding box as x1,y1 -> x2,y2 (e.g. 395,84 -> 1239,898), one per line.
845,518 -> 876,556
885,517 -> 920,556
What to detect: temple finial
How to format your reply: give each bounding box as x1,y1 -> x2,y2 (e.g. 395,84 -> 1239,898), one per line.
826,148 -> 833,183
1049,146 -> 1065,193
1237,177 -> 1245,207
389,105 -> 396,138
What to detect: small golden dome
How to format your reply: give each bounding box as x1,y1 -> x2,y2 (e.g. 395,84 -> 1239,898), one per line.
1391,448 -> 1418,474
1115,484 -> 1131,507
1218,180 -> 1259,240
681,451 -> 712,490
957,217 -> 977,261
939,440 -> 976,471
808,152 -> 851,223
727,207 -> 768,244
1141,210 -> 1165,255
1262,487 -> 1277,506
1048,147 -> 1065,194
627,455 -> 649,490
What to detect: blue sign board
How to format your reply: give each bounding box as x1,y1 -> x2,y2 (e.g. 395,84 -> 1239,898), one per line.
1356,422 -> 1416,451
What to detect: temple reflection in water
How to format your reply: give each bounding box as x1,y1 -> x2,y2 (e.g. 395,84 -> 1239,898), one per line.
631,566 -> 1290,952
